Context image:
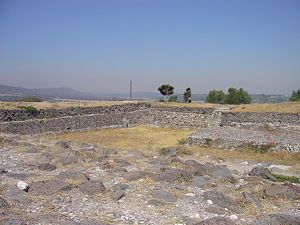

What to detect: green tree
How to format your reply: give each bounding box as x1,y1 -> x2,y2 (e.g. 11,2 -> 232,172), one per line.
224,87 -> 251,104
206,89 -> 225,103
158,84 -> 174,101
290,89 -> 300,102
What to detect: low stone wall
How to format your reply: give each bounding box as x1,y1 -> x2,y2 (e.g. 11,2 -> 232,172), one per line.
221,112 -> 300,127
0,103 -> 213,122
0,108 -> 211,134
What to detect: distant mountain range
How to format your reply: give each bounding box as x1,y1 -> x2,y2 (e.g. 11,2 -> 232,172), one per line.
0,84 -> 290,103
0,84 -> 161,101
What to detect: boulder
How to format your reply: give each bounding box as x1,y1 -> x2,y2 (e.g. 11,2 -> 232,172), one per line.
154,168 -> 191,183
56,140 -> 71,149
79,180 -> 106,195
151,188 -> 177,203
191,176 -> 210,188
211,165 -> 234,181
17,181 -> 29,192
203,191 -> 240,213
124,171 -> 149,181
248,167 -> 275,181
263,184 -> 300,200
58,151 -> 81,165
37,163 -> 56,171
196,217 -> 236,225
110,190 -> 125,201
251,213 -> 300,225
0,197 -> 10,208
58,168 -> 89,182
29,179 -> 69,195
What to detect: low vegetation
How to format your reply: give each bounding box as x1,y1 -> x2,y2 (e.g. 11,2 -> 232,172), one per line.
290,88 -> 300,102
206,87 -> 251,104
51,126 -> 300,167
18,106 -> 38,113
15,96 -> 43,102
232,102 -> 300,114
272,173 -> 300,183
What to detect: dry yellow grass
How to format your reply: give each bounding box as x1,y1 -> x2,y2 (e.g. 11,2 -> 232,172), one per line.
232,102 -> 300,114
51,126 -> 300,167
0,100 -> 129,110
53,126 -> 192,152
150,102 -> 218,108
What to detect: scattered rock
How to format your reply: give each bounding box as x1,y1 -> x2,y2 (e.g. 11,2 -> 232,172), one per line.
0,197 -> 10,208
17,181 -> 29,192
248,167 -> 275,181
159,147 -> 177,157
154,168 -> 191,183
29,179 -> 68,195
56,140 -> 71,149
79,180 -> 106,195
242,192 -> 262,208
37,163 -> 56,171
5,186 -> 31,207
124,171 -> 149,181
58,151 -> 81,165
151,188 -> 177,203
203,191 -> 240,213
112,183 -> 130,192
252,213 -> 300,225
196,217 -> 236,225
211,165 -> 234,181
58,167 -> 89,182
263,184 -> 300,200
184,160 -> 213,176
7,172 -> 33,180
191,176 -> 210,188
0,168 -> 8,175
80,143 -> 95,151
110,190 -> 125,201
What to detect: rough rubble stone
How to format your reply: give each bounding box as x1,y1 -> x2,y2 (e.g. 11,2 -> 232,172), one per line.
79,180 -> 106,195
248,166 -> 276,181
124,171 -> 149,181
203,191 -> 240,213
110,190 -> 125,201
151,188 -> 177,203
0,197 -> 10,208
191,176 -> 210,188
263,184 -> 300,200
196,217 -> 236,225
251,213 -> 300,225
37,163 -> 56,171
29,179 -> 69,195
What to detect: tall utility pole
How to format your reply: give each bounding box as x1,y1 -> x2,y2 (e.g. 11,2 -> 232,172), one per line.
130,80 -> 132,100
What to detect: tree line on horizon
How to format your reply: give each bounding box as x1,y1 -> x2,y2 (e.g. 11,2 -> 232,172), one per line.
158,84 -> 300,104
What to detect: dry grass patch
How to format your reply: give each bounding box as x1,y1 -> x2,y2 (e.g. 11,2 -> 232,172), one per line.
232,102 -> 300,114
0,100 -> 130,110
150,101 -> 218,109
50,126 -> 300,167
186,146 -> 300,167
52,126 -> 192,153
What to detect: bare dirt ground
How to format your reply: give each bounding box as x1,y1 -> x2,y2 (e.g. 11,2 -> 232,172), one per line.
1,126 -> 299,225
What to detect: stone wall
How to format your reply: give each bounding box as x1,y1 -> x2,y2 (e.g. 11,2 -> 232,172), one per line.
221,112 -> 300,132
0,105 -> 212,134
1,103 -> 300,135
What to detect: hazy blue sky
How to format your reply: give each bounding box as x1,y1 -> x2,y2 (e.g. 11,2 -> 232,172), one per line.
1,0 -> 299,94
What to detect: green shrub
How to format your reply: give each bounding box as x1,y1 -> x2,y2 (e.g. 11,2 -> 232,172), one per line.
16,96 -> 43,102
272,174 -> 300,183
289,89 -> 300,102
204,138 -> 213,147
206,89 -> 225,103
19,106 -> 38,113
178,138 -> 188,145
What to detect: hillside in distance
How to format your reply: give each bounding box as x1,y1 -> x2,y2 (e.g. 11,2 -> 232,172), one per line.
0,84 -> 290,103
